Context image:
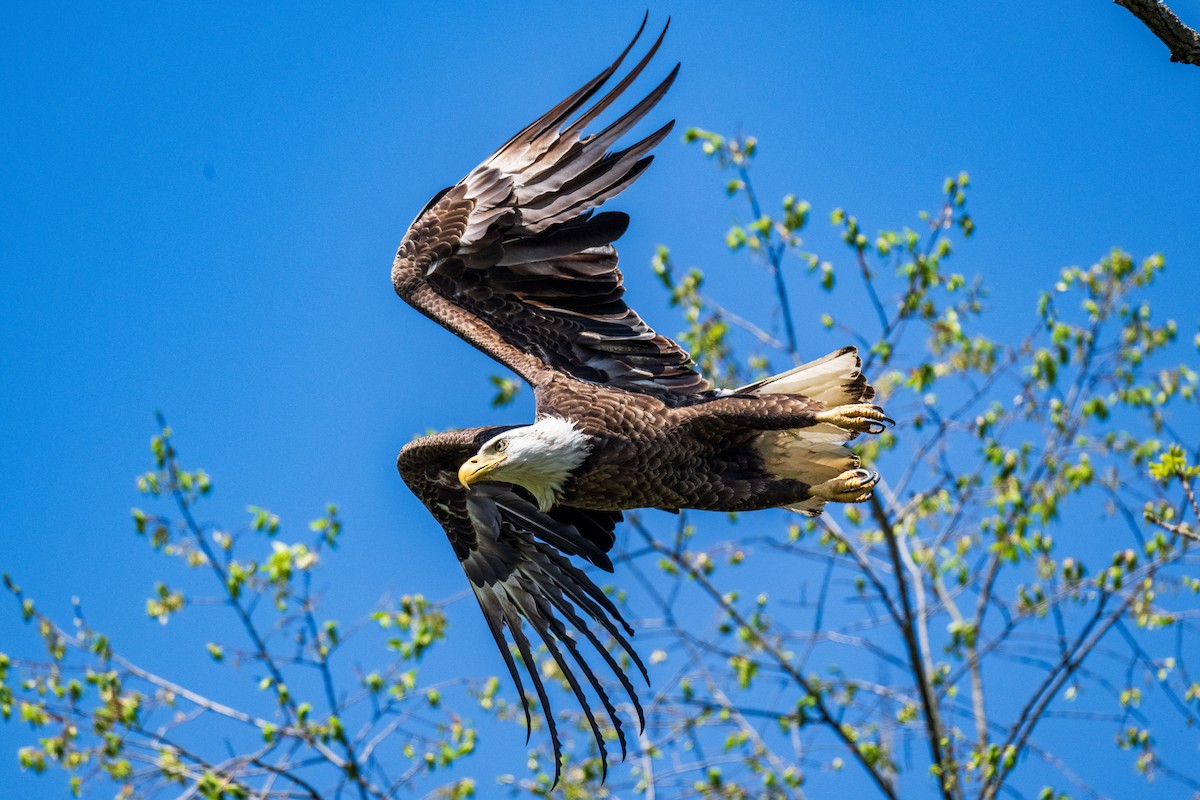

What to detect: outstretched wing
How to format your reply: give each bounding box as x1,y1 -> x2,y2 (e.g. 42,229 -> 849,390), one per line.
391,17 -> 711,401
397,428 -> 646,783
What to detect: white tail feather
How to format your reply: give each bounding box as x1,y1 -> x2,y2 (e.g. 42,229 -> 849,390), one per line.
743,347 -> 873,516
739,346 -> 872,406
756,425 -> 861,515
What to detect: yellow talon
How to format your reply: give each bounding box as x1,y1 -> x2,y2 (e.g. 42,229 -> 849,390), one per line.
809,469 -> 880,503
815,404 -> 894,434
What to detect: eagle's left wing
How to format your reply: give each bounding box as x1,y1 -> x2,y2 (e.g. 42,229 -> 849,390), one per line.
397,427 -> 646,783
391,18 -> 712,402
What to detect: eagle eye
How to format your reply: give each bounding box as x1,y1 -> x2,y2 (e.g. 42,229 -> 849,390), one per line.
493,439 -> 509,453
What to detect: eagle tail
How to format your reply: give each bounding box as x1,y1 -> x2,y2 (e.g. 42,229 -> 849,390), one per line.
737,345 -> 874,406
742,347 -> 878,516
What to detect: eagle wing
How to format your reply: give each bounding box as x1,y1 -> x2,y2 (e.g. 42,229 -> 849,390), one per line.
397,428 -> 646,782
391,18 -> 711,400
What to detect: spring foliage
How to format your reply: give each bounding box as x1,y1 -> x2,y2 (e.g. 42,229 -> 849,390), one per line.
6,131 -> 1200,799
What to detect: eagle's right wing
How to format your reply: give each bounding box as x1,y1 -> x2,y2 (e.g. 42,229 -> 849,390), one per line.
396,428 -> 645,784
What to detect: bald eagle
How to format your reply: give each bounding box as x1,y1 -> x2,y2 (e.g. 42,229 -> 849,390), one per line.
392,18 -> 890,781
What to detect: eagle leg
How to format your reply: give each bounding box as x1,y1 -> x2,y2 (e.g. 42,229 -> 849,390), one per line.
808,468 -> 880,503
814,403 -> 894,434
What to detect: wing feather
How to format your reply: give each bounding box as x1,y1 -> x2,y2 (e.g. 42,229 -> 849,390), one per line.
544,589 -> 646,733
397,429 -> 643,783
510,585 -> 613,781
392,18 -> 710,400
494,589 -> 564,777
473,588 -> 533,735
493,493 -> 615,571
512,17 -> 666,185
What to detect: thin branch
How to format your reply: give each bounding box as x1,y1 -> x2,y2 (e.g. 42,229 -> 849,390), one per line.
156,415 -> 297,726
629,517 -> 899,800
854,247 -> 891,336
980,589 -> 1125,799
737,162 -> 800,358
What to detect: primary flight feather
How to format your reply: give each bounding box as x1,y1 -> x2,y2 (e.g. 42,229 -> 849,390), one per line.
392,17 -> 891,783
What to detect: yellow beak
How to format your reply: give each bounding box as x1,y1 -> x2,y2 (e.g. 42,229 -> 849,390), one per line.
458,453 -> 507,488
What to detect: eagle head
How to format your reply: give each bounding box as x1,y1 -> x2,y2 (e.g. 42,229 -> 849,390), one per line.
458,417 -> 592,511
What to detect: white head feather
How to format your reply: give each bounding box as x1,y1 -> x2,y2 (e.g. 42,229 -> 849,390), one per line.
476,417 -> 592,511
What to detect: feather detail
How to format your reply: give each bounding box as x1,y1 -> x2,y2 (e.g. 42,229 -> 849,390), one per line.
391,17 -> 710,399
398,428 -> 642,786
743,348 -> 878,516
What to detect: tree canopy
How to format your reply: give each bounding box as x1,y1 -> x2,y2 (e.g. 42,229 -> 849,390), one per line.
3,5 -> 1200,800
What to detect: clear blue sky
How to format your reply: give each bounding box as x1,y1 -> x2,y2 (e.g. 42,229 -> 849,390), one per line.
3,2 -> 1199,797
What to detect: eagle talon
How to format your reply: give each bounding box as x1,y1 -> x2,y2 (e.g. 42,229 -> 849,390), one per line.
815,404 -> 894,434
809,468 -> 880,503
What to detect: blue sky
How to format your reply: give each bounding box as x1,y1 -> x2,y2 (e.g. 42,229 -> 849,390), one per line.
3,2 -> 1200,797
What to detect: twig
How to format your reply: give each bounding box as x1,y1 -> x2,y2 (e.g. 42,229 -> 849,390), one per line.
980,590 -> 1126,798
629,517 -> 899,799
737,162 -> 800,358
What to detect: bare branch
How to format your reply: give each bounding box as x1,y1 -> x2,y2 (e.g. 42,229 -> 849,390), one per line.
1115,0 -> 1200,66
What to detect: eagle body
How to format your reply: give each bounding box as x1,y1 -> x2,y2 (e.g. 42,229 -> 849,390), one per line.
532,379 -> 828,513
389,18 -> 890,783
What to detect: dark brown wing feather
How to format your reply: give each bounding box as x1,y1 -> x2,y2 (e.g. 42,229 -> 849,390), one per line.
391,18 -> 710,399
397,428 -> 645,784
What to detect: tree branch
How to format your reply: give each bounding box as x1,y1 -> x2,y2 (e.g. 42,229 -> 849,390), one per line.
628,515 -> 899,800
1115,0 -> 1200,66
869,494 -> 957,800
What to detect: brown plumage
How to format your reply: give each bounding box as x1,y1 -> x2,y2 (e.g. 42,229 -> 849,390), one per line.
392,17 -> 890,782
